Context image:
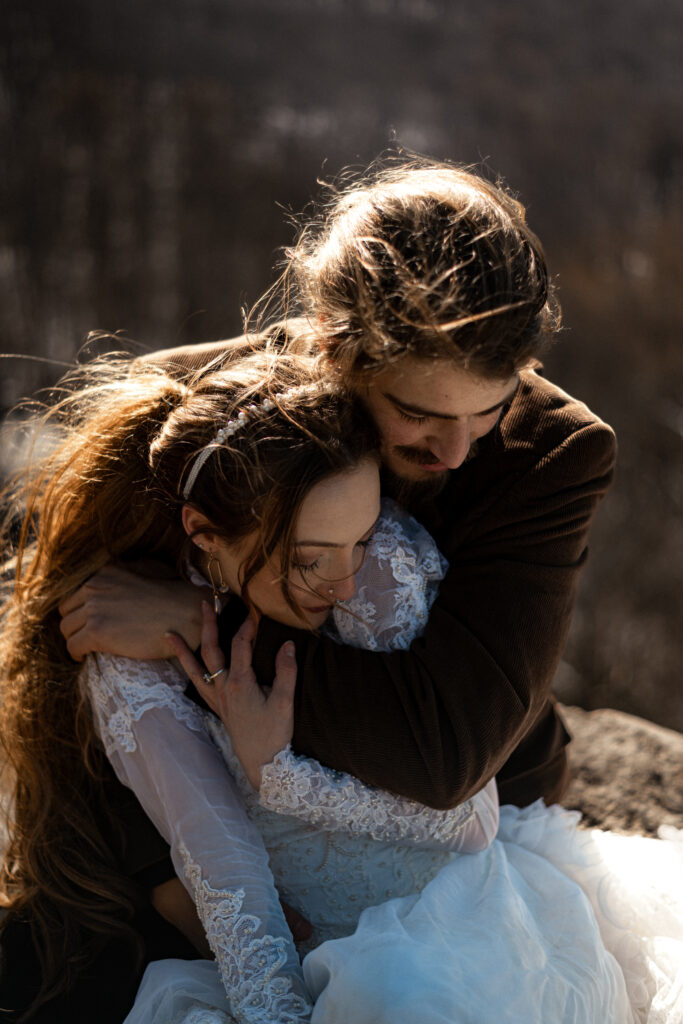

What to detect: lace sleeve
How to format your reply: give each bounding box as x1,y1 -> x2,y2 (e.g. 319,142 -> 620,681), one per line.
257,500 -> 499,853
260,747 -> 499,852
82,653 -> 312,1024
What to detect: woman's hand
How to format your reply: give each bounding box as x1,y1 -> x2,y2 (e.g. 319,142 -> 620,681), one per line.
166,603 -> 296,791
58,564 -> 205,661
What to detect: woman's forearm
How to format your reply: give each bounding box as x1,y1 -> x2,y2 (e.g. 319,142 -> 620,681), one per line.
82,652 -> 312,1023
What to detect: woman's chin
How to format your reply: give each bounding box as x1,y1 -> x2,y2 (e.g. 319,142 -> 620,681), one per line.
299,605 -> 334,630
264,603 -> 332,631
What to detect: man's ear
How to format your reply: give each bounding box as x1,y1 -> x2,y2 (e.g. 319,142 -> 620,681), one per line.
181,505 -> 217,548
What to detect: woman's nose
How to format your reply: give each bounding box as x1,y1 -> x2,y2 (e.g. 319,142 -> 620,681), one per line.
327,574 -> 356,603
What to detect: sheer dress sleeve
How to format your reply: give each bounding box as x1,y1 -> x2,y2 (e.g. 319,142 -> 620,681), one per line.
82,654 -> 312,1024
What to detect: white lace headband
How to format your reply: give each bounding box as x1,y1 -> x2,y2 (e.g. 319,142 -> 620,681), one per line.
182,380 -> 336,499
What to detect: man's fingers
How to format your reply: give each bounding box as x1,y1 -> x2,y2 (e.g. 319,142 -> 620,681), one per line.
58,589 -> 85,617
58,604 -> 89,641
62,625 -> 89,662
58,566 -> 121,615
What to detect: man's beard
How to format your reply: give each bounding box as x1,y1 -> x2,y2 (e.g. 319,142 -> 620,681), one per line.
380,439 -> 481,514
380,463 -> 449,516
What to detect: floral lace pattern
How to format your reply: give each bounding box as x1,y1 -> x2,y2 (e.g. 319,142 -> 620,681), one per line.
259,745 -> 475,849
85,653 -> 206,755
331,498 -> 448,651
179,843 -> 313,1024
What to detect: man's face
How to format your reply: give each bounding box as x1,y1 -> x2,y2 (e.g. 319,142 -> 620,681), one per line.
363,357 -> 519,482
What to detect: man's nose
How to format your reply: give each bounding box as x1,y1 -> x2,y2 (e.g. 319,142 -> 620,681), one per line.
428,419 -> 472,469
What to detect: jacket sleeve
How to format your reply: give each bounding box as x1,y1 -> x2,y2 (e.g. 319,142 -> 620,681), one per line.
252,417 -> 616,810
135,335 -> 256,378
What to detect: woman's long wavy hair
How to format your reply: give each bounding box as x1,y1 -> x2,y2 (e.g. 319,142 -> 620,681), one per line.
248,154 -> 561,383
0,348 -> 379,1017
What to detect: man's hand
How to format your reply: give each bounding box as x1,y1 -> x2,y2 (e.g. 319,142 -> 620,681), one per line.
166,605 -> 296,790
152,877 -> 212,958
153,877 -> 312,951
58,564 -> 205,661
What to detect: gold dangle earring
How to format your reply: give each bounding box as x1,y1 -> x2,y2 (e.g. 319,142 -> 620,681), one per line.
207,553 -> 226,614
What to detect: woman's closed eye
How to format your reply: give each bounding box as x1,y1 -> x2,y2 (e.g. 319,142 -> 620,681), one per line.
291,556 -> 321,574
291,534 -> 375,576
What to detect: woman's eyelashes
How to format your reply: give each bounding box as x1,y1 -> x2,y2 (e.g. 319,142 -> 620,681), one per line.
291,557 -> 321,574
290,535 -> 375,576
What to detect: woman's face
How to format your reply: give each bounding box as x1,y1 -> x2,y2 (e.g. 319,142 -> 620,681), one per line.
210,458 -> 381,629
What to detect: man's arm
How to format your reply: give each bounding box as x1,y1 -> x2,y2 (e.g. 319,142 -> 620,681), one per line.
250,413 -> 616,810
135,318 -> 306,379
136,336 -> 254,378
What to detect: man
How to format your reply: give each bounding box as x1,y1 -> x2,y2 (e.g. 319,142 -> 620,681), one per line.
59,159 -> 615,938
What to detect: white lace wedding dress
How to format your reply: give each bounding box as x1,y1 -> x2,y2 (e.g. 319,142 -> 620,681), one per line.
82,501 -> 683,1024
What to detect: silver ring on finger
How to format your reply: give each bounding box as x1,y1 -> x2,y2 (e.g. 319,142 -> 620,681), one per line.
203,667 -> 227,685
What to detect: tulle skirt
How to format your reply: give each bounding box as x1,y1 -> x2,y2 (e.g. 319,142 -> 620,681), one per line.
306,803 -> 683,1023
127,803 -> 683,1024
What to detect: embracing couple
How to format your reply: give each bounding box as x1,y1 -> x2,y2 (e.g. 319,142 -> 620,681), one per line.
2,158 -> 681,1024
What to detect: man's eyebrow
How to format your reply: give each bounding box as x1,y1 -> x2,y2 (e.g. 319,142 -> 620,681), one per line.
295,516 -> 380,549
383,378 -> 519,420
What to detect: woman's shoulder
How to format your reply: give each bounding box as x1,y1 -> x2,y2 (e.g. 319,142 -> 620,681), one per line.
81,654 -> 207,753
82,652 -> 188,691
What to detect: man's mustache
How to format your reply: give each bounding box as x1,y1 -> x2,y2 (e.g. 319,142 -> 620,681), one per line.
392,445 -> 443,466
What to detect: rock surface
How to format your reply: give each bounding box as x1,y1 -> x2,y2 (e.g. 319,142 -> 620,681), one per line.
560,704 -> 683,836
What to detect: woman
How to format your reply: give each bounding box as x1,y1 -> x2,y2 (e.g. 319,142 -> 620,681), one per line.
0,348 -> 395,1020
120,486 -> 683,1024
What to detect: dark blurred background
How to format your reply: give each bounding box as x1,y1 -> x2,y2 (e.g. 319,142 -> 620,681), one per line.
1,0 -> 681,729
